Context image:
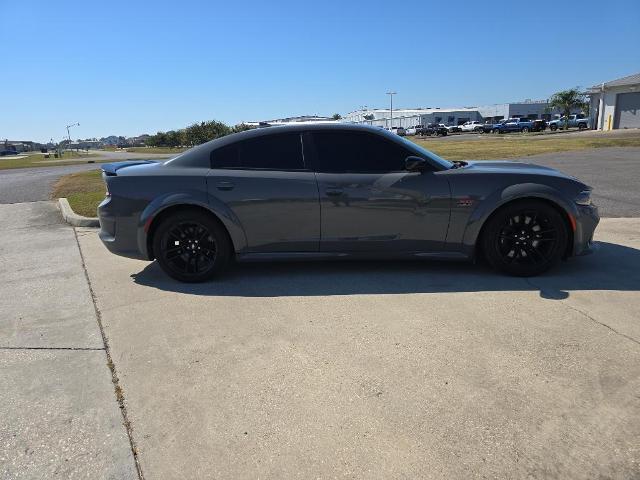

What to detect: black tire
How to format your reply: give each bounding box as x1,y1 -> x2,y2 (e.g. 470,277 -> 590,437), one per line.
578,123 -> 587,130
550,124 -> 558,131
153,210 -> 232,282
521,127 -> 530,133
481,200 -> 569,277
493,129 -> 500,134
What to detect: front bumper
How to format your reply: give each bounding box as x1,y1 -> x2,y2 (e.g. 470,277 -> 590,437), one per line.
572,204 -> 599,256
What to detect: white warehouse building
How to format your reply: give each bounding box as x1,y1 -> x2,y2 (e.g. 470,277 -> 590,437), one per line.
345,101 -> 564,128
587,72 -> 640,130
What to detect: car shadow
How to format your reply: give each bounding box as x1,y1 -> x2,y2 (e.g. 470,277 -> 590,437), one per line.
130,241 -> 640,299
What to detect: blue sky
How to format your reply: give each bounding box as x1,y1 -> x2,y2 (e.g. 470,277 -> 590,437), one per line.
1,0 -> 638,142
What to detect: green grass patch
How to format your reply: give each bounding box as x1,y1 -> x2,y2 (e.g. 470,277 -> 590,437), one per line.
0,151 -> 94,170
126,146 -> 187,154
52,169 -> 105,217
410,132 -> 640,160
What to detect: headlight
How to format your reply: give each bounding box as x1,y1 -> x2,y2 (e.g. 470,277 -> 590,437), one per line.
575,190 -> 592,206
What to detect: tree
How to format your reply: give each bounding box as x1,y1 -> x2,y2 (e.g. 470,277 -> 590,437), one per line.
231,123 -> 254,134
363,114 -> 374,121
332,113 -> 342,120
549,88 -> 587,130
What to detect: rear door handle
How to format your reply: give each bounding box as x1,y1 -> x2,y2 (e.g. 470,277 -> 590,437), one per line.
216,181 -> 235,191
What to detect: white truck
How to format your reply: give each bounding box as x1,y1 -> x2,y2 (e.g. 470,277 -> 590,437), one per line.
549,114 -> 590,131
459,120 -> 484,133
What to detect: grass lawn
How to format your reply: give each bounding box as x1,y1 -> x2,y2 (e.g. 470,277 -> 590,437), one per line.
51,169 -> 105,217
410,131 -> 640,160
126,146 -> 187,154
0,151 -> 94,170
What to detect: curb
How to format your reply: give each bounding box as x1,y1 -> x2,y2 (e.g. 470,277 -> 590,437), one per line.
57,198 -> 100,227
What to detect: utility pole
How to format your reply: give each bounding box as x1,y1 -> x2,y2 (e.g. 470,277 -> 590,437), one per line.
386,92 -> 396,128
65,122 -> 79,151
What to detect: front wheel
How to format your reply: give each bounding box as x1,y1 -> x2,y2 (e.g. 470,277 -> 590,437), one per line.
550,124 -> 558,131
481,200 -> 569,276
521,127 -> 530,133
153,211 -> 232,282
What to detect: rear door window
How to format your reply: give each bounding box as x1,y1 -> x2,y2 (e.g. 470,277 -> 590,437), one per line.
211,133 -> 304,170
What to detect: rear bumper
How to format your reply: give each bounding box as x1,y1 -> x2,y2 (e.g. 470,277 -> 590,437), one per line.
97,196 -> 148,260
572,204 -> 599,257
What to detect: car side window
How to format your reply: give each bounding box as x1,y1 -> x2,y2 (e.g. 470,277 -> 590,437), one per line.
312,131 -> 412,173
210,133 -> 304,170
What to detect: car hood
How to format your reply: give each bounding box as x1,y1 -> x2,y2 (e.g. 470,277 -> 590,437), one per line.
461,160 -> 578,180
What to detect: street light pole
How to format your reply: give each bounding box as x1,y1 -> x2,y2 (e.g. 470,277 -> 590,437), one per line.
65,122 -> 80,150
386,91 -> 396,128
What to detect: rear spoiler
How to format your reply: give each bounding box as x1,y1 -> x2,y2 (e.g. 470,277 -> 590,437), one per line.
101,160 -> 158,176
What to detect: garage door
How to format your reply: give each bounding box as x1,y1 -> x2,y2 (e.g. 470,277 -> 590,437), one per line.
614,92 -> 640,129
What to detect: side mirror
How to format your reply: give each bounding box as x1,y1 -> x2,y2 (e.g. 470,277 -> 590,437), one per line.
405,156 -> 427,172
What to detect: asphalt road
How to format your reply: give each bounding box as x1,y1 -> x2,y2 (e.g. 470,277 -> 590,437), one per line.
0,150 -> 172,204
501,147 -> 640,217
0,147 -> 638,216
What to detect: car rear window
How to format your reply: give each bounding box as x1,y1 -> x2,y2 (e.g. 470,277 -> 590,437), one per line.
210,133 -> 305,170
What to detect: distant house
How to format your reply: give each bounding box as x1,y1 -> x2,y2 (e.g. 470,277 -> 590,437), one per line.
587,72 -> 640,130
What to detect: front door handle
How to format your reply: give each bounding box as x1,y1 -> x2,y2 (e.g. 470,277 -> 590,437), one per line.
216,181 -> 235,191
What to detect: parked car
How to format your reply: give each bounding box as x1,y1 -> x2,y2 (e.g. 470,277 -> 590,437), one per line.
0,150 -> 18,156
421,123 -> 448,136
459,121 -> 484,133
405,125 -> 420,136
549,114 -> 589,131
531,119 -> 548,132
98,123 -> 599,282
390,126 -> 406,136
492,118 -> 535,134
480,121 -> 499,133
440,124 -> 461,133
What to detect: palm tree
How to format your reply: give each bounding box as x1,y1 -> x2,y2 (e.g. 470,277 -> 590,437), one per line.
549,88 -> 587,130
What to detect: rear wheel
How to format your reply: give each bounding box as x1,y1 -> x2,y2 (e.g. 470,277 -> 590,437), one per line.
153,211 -> 231,282
550,124 -> 558,131
481,200 -> 568,276
521,127 -> 530,133
578,123 -> 587,130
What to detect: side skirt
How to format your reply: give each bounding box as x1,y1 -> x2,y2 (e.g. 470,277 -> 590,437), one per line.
235,251 -> 470,263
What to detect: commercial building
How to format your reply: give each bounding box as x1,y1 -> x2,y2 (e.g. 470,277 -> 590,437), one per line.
587,72 -> 640,130
345,101 -> 565,128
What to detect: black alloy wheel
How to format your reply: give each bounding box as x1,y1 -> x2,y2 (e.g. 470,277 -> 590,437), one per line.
153,211 -> 231,282
482,200 -> 568,276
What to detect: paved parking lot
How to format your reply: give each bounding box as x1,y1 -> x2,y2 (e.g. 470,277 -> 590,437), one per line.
75,217 -> 640,479
2,145 -> 640,479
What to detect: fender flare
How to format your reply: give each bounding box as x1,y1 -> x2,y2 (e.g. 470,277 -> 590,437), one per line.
460,183 -> 579,257
136,192 -> 248,259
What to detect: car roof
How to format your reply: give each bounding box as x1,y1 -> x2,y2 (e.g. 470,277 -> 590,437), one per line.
167,123 -> 411,167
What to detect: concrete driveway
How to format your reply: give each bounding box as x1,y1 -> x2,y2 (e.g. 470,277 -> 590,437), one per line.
75,218 -> 640,479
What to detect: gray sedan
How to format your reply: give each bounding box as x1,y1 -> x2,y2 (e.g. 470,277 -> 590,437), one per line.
97,124 -> 599,282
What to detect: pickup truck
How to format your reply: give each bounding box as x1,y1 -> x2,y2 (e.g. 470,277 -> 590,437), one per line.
548,114 -> 589,131
492,118 -> 535,134
459,120 -> 484,132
